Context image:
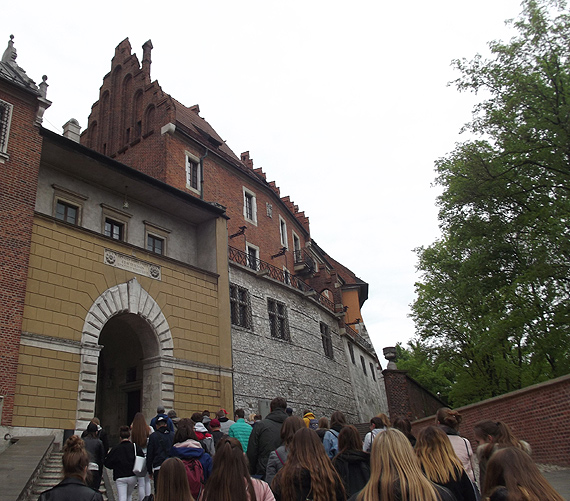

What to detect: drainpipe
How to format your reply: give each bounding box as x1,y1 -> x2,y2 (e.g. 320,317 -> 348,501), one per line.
200,148 -> 209,200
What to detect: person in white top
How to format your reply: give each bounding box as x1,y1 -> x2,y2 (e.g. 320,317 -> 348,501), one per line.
362,415 -> 389,452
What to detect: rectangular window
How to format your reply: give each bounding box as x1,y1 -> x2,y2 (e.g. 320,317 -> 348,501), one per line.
268,298 -> 289,341
55,200 -> 78,224
243,188 -> 257,225
0,98 -> 14,158
186,153 -> 200,193
348,342 -> 355,364
370,362 -> 376,381
360,355 -> 367,375
104,218 -> 124,240
320,322 -> 334,359
247,244 -> 259,271
230,283 -> 253,330
279,216 -> 288,248
147,234 -> 164,255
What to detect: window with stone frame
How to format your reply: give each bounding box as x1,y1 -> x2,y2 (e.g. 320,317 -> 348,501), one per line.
348,342 -> 356,364
268,298 -> 289,341
243,187 -> 257,225
186,152 -> 201,193
0,98 -> 13,159
56,200 -> 79,224
360,355 -> 367,375
147,234 -> 164,255
370,362 -> 376,381
104,218 -> 124,240
320,322 -> 334,359
230,283 -> 253,330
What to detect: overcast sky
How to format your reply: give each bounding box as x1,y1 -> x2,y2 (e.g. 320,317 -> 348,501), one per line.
5,0 -> 524,363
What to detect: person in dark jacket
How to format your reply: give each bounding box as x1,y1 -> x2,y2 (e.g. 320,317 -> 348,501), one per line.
146,416 -> 174,490
80,417 -> 109,455
265,415 -> 305,486
150,404 -> 175,433
39,435 -> 103,501
209,418 -> 227,448
104,426 -> 144,501
247,396 -> 288,479
83,422 -> 106,490
332,425 -> 371,498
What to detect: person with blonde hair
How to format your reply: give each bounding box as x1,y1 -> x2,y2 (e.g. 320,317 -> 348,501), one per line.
154,458 -> 195,501
39,435 -> 103,501
436,407 -> 476,484
272,427 -> 345,501
415,426 -> 478,501
349,428 -> 455,501
483,447 -> 563,501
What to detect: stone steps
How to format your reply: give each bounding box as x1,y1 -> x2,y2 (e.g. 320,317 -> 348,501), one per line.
30,450 -> 109,500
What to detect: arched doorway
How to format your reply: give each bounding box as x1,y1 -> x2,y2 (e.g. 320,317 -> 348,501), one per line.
75,278 -> 174,436
95,313 -> 158,443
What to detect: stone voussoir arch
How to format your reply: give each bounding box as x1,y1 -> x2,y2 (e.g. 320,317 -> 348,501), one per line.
75,277 -> 174,431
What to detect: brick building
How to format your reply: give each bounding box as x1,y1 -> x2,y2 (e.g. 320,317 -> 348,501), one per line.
0,36 -> 233,441
79,38 -> 388,422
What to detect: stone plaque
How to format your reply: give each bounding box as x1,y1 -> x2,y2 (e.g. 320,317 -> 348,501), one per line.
104,249 -> 161,280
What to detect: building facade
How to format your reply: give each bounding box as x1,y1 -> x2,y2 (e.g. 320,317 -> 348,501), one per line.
80,38 -> 388,422
0,37 -> 233,441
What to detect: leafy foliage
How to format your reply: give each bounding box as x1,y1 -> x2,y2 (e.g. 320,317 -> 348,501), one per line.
411,0 -> 570,406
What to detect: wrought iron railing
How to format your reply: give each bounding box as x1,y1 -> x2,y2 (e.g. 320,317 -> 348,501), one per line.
228,246 -> 334,312
345,323 -> 374,352
294,248 -> 316,273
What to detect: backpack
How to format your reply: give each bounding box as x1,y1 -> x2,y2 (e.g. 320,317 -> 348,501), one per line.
308,419 -> 318,430
182,457 -> 204,499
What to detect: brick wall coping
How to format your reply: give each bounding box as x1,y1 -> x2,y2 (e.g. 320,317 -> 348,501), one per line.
412,373 -> 570,427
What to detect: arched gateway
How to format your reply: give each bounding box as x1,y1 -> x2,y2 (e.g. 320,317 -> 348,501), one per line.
75,278 -> 174,432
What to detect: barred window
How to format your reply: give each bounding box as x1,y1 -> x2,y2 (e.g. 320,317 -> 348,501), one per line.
268,298 -> 289,340
0,99 -> 13,155
320,322 -> 334,359
230,283 -> 252,330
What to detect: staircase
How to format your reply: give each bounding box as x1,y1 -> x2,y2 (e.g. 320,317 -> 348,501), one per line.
30,450 -> 110,500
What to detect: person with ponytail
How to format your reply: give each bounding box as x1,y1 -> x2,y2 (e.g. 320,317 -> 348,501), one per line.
131,412 -> 153,499
105,425 -> 144,501
39,435 -> 103,501
473,420 -> 531,488
271,427 -> 346,501
199,436 -> 274,501
154,457 -> 195,501
415,426 -> 478,501
483,447 -> 563,501
436,407 -> 476,484
349,428 -> 456,501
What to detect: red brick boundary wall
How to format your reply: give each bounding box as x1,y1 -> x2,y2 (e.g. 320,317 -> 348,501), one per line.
410,374 -> 570,466
383,369 -> 446,422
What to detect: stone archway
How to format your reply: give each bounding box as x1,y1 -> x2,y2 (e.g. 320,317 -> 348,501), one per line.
75,277 -> 174,431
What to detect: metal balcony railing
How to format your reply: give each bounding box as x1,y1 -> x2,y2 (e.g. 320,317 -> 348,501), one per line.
345,323 -> 374,352
293,249 -> 316,274
228,246 -> 334,312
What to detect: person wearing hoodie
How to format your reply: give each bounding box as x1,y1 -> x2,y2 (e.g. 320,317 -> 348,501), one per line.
302,410 -> 318,430
169,418 -> 213,498
333,425 -> 371,498
146,416 -> 174,491
229,408 -> 253,452
247,397 -> 288,479
216,409 -> 234,434
194,420 -> 215,456
209,419 -> 227,448
362,415 -> 389,453
323,410 -> 347,459
202,410 -> 212,432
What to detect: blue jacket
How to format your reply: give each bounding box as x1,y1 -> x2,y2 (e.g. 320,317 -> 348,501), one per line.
150,413 -> 175,433
170,439 -> 213,481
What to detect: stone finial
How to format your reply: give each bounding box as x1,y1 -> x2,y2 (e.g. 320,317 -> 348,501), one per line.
2,35 -> 17,64
142,39 -> 153,80
63,118 -> 81,143
39,75 -> 48,98
383,346 -> 397,370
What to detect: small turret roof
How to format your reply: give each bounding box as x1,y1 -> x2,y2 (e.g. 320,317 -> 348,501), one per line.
0,35 -> 41,95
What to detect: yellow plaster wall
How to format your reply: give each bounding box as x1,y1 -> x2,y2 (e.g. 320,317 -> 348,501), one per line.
343,289 -> 363,324
12,345 -> 79,429
14,216 -> 233,426
173,368 -> 233,415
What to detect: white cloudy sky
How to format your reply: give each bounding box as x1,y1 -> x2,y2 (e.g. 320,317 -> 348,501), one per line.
5,0 -> 523,360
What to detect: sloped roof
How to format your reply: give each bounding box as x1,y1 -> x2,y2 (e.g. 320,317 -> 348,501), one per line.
0,35 -> 40,95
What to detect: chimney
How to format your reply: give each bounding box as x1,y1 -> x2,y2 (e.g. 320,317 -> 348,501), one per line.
142,40 -> 153,80
63,119 -> 81,143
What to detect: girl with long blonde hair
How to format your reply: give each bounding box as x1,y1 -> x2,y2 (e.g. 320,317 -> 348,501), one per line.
272,427 -> 345,501
352,428 -> 455,501
415,426 -> 478,501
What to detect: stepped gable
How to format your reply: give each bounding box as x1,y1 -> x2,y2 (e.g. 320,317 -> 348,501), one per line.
0,35 -> 40,94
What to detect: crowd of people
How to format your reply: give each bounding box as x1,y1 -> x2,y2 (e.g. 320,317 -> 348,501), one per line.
38,401 -> 563,501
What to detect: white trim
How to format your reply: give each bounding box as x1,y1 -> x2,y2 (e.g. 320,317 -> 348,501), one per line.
279,216 -> 288,249
185,151 -> 201,195
243,187 -> 258,226
245,241 -> 260,271
0,98 -> 14,157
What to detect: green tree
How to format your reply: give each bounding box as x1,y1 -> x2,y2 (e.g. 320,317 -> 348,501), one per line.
412,0 -> 570,406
